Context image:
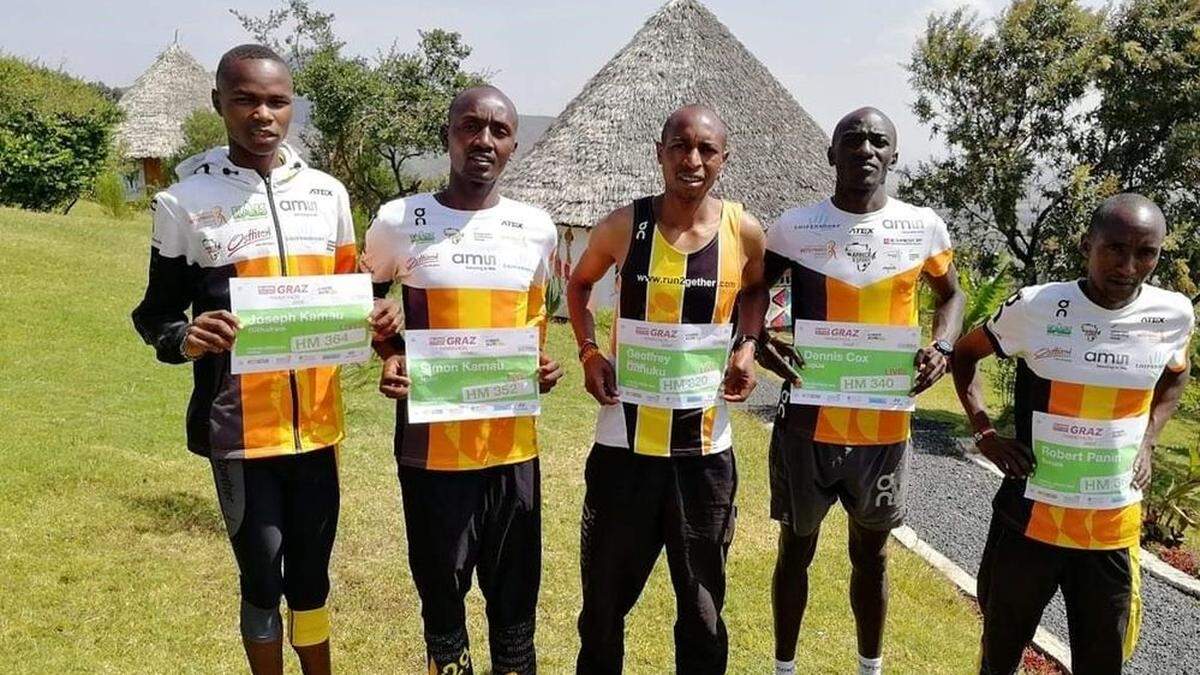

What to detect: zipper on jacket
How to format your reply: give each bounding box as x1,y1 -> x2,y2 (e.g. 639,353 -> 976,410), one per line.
264,174 -> 304,453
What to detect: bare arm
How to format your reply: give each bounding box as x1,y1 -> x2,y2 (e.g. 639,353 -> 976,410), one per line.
723,213 -> 766,402
567,206 -> 631,405
911,262 -> 966,395
951,327 -> 1034,477
1132,365 -> 1191,490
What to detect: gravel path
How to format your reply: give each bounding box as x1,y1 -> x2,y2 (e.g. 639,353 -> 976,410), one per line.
741,381 -> 1200,673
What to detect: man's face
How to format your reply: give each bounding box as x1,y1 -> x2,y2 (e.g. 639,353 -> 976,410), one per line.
445,94 -> 518,186
1081,219 -> 1164,304
656,115 -> 728,200
828,112 -> 896,193
212,59 -> 293,158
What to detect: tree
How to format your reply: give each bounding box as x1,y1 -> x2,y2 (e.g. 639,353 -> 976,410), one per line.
0,56 -> 122,212
903,0 -> 1200,300
166,109 -> 226,176
232,1 -> 483,214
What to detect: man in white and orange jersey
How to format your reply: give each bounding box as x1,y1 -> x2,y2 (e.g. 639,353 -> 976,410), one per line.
361,86 -> 563,675
566,105 -> 767,674
952,194 -> 1193,674
132,44 -> 398,674
758,107 -> 965,675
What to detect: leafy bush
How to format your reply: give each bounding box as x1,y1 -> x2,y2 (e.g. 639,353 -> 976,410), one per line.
1143,441 -> 1200,547
166,109 -> 225,177
0,56 -> 122,212
92,170 -> 129,219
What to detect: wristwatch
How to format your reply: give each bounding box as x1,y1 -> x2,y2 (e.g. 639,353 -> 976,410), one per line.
932,339 -> 953,357
578,338 -> 602,364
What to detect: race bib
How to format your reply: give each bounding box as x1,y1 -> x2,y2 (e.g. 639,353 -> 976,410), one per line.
616,319 -> 732,409
405,327 -> 540,423
789,320 -> 920,411
1027,411 -> 1145,509
230,274 -> 373,374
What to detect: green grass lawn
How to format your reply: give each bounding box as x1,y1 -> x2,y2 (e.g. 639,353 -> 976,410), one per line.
0,205 -> 998,672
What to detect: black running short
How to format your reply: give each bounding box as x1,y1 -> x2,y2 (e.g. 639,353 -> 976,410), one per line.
976,516 -> 1140,675
768,412 -> 909,535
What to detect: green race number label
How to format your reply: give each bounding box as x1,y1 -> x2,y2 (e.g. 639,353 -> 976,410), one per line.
1027,411 -> 1145,509
230,274 -> 373,374
789,320 -> 919,411
616,319 -> 732,409
406,328 -> 540,423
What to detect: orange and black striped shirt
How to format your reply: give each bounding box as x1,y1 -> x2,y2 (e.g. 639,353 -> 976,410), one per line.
766,197 -> 954,446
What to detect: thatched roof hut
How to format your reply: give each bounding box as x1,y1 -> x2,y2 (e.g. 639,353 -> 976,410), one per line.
502,0 -> 834,228
116,43 -> 212,187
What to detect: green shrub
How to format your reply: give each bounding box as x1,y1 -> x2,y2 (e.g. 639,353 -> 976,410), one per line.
0,56 -> 122,212
166,109 -> 225,177
1144,440 -> 1200,547
92,171 -> 130,219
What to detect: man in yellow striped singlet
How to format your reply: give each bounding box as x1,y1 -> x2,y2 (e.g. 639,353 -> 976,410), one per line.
953,194 -> 1194,674
756,107 -> 966,675
566,105 -> 769,674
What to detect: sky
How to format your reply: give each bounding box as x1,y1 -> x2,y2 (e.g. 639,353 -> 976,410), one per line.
4,0 -> 1033,167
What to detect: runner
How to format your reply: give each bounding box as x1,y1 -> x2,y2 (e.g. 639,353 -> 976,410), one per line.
566,104 -> 767,674
360,85 -> 563,675
757,107 -> 965,675
131,44 -> 398,674
951,193 -> 1194,674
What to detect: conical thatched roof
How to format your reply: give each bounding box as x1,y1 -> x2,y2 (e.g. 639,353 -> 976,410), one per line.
116,43 -> 212,159
503,0 -> 833,227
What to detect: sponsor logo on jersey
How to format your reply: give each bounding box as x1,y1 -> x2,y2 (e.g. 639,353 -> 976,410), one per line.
410,232 -> 435,244
188,207 -> 228,228
1140,316 -> 1167,324
279,199 -> 320,215
201,236 -> 221,262
1033,346 -> 1072,361
1055,298 -> 1070,318
406,252 -> 439,271
1084,350 -> 1129,368
501,220 -> 524,229
413,207 -> 428,227
844,242 -> 876,272
309,188 -> 334,197
1046,323 -> 1072,337
1081,323 -> 1101,341
443,228 -> 463,244
472,231 -> 494,243
231,202 -> 268,221
882,236 -> 923,246
882,219 -> 924,231
1109,327 -> 1130,341
635,219 -> 650,240
797,241 -> 837,261
452,252 -> 496,270
848,226 -> 874,237
227,227 -> 274,255
792,215 -> 839,230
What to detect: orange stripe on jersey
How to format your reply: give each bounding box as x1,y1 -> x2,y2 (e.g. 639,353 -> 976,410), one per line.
1113,388 -> 1153,418
425,289 -> 460,328
236,256 -> 281,277
714,223 -> 742,323
825,277 -> 860,322
701,407 -> 717,454
334,243 -> 357,273
889,268 -> 922,325
490,289 -> 521,329
456,288 -> 494,329
240,372 -> 295,451
526,283 -> 547,344
923,248 -> 953,278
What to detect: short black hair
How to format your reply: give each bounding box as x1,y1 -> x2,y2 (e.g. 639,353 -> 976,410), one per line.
215,44 -> 289,88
